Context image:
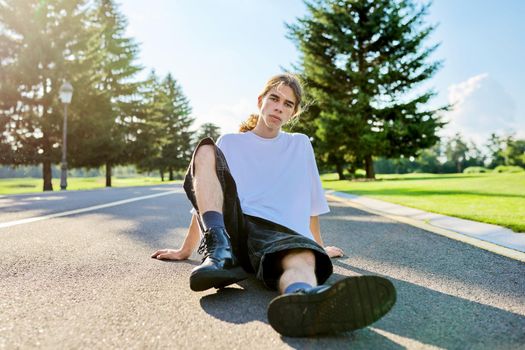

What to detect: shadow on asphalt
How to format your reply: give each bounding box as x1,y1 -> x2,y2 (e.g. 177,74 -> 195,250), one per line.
140,197 -> 524,348
197,275 -> 405,348
152,258 -> 200,266
323,201 -> 525,301
329,260 -> 525,349
212,261 -> 523,348
199,277 -> 273,323
0,185 -> 181,221
92,191 -> 196,250
11,187 -> 521,348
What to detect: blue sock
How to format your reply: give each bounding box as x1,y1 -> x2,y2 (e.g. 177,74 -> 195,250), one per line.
201,211 -> 225,231
284,282 -> 313,294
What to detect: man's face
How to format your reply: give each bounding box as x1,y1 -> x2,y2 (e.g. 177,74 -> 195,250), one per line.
258,84 -> 297,130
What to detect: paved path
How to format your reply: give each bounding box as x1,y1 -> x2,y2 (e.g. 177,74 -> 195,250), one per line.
326,191 -> 525,260
1,185 -> 524,349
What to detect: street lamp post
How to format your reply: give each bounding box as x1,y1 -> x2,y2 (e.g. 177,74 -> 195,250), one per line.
59,81 -> 73,190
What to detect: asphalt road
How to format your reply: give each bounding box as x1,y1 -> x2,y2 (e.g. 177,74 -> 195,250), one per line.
1,184 -> 524,349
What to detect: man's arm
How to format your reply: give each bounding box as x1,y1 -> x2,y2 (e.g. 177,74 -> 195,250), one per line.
151,214 -> 201,260
310,215 -> 324,246
310,216 -> 344,258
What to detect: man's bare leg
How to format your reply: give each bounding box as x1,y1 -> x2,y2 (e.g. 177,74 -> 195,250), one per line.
193,145 -> 223,214
268,248 -> 397,337
189,144 -> 247,292
278,249 -> 317,293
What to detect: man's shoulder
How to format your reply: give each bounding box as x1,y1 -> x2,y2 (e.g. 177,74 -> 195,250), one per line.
292,132 -> 310,141
217,132 -> 246,145
283,132 -> 311,145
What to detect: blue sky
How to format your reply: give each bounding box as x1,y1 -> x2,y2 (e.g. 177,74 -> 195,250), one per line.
119,0 -> 524,146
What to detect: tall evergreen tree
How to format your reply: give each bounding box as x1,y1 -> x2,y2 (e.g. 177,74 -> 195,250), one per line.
158,73 -> 194,181
287,0 -> 447,179
70,0 -> 143,187
132,71 -> 165,178
0,0 -> 90,190
136,72 -> 193,181
195,122 -> 222,143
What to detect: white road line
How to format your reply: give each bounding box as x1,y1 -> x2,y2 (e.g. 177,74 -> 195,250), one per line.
370,328 -> 445,349
0,190 -> 181,229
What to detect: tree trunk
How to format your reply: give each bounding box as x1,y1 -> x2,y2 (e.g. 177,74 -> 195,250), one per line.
169,167 -> 174,181
160,170 -> 164,182
347,163 -> 357,178
336,163 -> 346,180
105,161 -> 112,187
42,129 -> 53,191
42,159 -> 53,191
365,154 -> 375,179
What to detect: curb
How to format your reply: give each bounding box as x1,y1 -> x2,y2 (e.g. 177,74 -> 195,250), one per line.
325,191 -> 525,263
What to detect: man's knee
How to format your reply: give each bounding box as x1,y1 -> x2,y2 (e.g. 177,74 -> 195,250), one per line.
281,249 -> 316,270
194,144 -> 216,166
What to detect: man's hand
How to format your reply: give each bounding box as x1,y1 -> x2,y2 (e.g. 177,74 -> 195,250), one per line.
324,246 -> 344,258
151,248 -> 191,261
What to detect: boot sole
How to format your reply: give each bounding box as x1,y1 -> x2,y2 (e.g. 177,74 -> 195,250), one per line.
267,275 -> 396,337
190,266 -> 248,292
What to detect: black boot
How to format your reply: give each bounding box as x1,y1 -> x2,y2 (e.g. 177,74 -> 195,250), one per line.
267,276 -> 396,337
189,227 -> 248,292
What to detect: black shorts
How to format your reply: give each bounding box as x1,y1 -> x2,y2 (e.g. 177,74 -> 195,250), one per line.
183,137 -> 333,289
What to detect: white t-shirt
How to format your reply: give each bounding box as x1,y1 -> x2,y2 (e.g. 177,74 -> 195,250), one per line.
216,130 -> 330,240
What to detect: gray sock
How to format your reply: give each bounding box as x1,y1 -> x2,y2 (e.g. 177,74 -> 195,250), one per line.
201,211 -> 225,231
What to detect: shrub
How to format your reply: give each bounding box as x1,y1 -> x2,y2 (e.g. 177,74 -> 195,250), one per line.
463,166 -> 488,173
493,165 -> 524,173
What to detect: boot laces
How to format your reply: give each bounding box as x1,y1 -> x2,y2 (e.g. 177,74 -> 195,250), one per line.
197,233 -> 215,258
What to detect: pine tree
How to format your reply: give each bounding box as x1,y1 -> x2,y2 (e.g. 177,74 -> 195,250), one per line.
72,0 -> 144,187
195,123 -> 222,143
160,74 -> 194,180
287,0 -> 447,179
0,0 -> 90,190
136,72 -> 194,181
132,71 -> 165,178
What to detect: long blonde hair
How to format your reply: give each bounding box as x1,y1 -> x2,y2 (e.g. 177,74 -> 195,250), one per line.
239,73 -> 303,133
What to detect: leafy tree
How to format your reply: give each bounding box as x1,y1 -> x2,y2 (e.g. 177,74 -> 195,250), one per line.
414,142 -> 442,173
374,141 -> 443,174
374,136 -> 493,174
502,136 -> 525,168
463,141 -> 486,169
287,0 -> 447,179
485,133 -> 505,168
0,0 -> 90,190
444,133 -> 469,173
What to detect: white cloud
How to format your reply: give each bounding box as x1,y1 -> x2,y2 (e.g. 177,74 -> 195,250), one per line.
193,99 -> 256,135
441,73 -> 521,144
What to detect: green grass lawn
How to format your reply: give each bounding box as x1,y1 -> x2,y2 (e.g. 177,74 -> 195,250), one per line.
0,177 -> 181,195
321,172 -> 525,233
3,173 -> 523,233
